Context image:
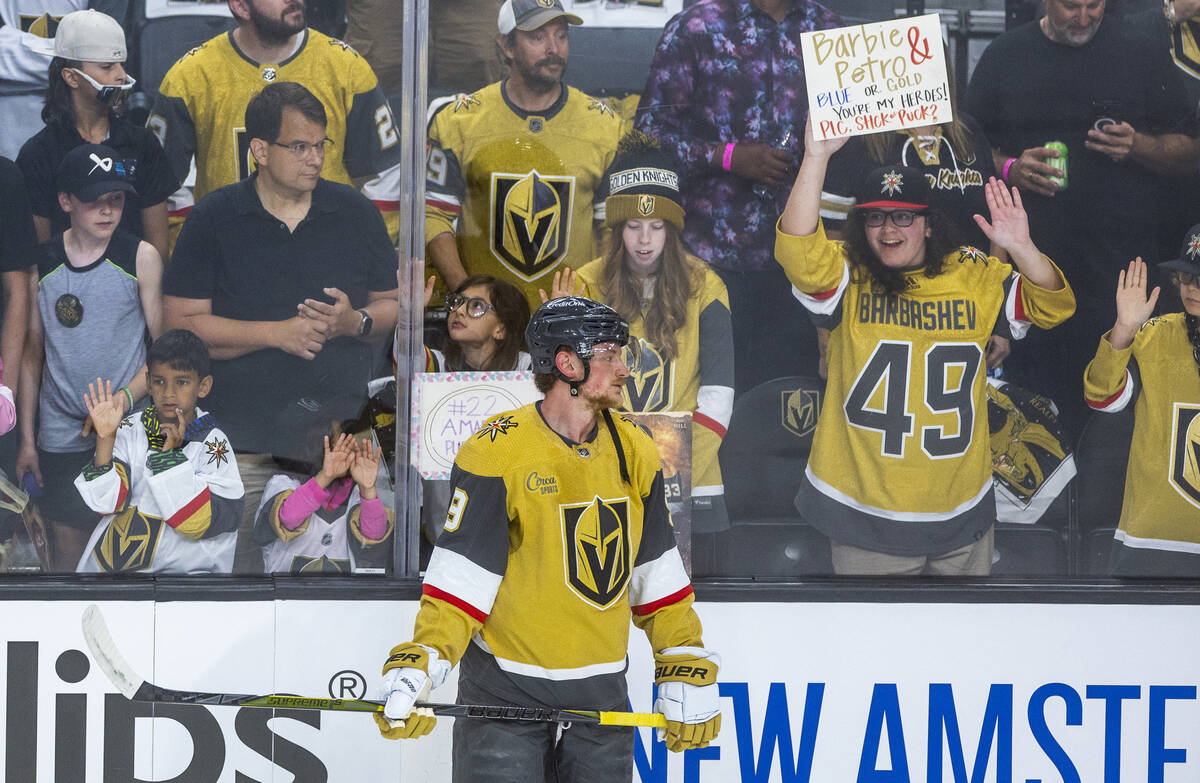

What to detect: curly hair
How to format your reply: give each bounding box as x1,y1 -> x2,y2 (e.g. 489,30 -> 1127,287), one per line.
840,208 -> 964,296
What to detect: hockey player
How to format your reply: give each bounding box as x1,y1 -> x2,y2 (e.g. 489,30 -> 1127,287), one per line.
573,130 -> 734,533
424,0 -> 623,309
75,329 -> 245,573
147,0 -> 401,246
1083,232 -> 1200,576
776,116 -> 1076,576
254,420 -> 392,574
375,297 -> 721,781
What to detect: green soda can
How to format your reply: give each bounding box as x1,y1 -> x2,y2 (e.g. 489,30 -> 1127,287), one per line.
1044,141 -> 1068,189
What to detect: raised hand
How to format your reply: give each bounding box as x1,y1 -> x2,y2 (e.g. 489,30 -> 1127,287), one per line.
158,406 -> 186,451
83,378 -> 124,441
973,177 -> 1034,256
800,112 -> 851,162
350,437 -> 381,494
538,267 -> 584,303
1110,258 -> 1160,350
316,433 -> 355,486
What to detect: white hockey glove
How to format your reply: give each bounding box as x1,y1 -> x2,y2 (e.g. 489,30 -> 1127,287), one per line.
374,642 -> 449,740
653,646 -> 722,752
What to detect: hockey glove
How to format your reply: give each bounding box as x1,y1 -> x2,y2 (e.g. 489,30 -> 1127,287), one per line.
374,642 -> 449,740
653,646 -> 722,752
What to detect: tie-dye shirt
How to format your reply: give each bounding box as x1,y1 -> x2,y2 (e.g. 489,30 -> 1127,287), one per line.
636,0 -> 842,272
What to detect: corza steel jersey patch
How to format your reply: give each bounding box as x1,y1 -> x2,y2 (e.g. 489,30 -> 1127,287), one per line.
1170,404 -> 1200,507
560,496 -> 631,609
490,170 -> 574,280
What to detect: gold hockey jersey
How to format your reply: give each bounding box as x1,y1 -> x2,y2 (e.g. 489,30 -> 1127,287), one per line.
1084,314 -> 1200,550
425,83 -> 623,309
576,256 -> 734,532
149,29 -> 400,228
413,403 -> 702,707
777,222 -> 1076,555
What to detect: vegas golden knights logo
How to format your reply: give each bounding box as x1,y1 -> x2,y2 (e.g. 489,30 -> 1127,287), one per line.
491,170 -> 574,280
623,337 -> 673,412
638,195 -> 655,216
1170,404 -> 1200,507
782,388 -> 821,439
94,506 -> 164,572
561,496 -> 631,608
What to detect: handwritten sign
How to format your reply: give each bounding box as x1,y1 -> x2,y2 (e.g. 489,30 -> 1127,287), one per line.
411,371 -> 543,479
801,14 -> 951,140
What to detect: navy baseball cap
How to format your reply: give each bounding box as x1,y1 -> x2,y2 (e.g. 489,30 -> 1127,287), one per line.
854,165 -> 931,211
1159,222 -> 1200,277
56,144 -> 137,202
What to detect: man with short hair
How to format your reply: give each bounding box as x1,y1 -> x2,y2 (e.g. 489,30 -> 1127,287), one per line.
966,0 -> 1199,436
424,0 -> 623,310
375,296 -> 720,781
161,81 -> 398,572
148,0 -> 401,246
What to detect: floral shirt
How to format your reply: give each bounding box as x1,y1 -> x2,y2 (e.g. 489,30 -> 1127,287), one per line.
636,0 -> 842,272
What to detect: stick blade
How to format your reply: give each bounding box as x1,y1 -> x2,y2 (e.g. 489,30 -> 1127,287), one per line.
81,604 -> 145,699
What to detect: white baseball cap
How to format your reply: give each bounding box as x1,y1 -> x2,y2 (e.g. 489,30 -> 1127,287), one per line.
24,9 -> 127,63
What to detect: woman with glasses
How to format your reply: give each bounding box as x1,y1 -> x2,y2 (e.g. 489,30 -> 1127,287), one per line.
1083,230 -> 1200,576
772,116 -> 1075,576
17,10 -> 179,261
570,131 -> 735,533
425,275 -> 531,372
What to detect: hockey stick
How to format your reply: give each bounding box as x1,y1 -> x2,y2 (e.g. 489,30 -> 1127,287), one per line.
81,605 -> 665,728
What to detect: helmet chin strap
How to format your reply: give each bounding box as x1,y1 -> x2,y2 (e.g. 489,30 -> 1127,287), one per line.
555,354 -> 591,396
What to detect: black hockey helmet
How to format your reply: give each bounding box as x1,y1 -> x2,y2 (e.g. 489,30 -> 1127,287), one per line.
525,296 -> 629,374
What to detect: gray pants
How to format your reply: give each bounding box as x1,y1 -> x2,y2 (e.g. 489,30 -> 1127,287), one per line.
452,672 -> 634,783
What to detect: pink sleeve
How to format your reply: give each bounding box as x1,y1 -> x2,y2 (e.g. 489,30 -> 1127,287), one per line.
0,385 -> 15,436
358,496 -> 388,540
278,478 -> 332,531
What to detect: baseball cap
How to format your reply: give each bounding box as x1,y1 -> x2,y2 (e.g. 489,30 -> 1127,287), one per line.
24,9 -> 127,63
1159,222 -> 1200,276
56,144 -> 137,203
498,0 -> 583,35
854,165 -> 931,211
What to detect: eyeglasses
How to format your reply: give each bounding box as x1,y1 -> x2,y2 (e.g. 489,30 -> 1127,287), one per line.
445,293 -> 495,318
70,68 -> 136,106
1171,271 -> 1200,288
862,209 -> 927,228
270,138 -> 334,156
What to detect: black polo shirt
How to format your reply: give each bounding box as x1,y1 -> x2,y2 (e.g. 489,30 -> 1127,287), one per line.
16,115 -> 180,239
164,174 -> 396,455
0,157 -> 38,274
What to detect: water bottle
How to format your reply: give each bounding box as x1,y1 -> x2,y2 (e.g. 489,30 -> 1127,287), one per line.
753,127 -> 795,200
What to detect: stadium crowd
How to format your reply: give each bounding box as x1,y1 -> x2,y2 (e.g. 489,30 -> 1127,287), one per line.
0,0 -> 1198,578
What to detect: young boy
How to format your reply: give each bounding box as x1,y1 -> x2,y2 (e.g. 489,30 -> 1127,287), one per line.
16,143 -> 163,570
74,329 -> 244,573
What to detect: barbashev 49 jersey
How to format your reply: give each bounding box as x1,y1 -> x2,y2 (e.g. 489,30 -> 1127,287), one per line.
149,29 -> 400,208
75,407 -> 245,574
412,403 -> 703,708
777,223 -> 1075,556
425,82 -> 623,309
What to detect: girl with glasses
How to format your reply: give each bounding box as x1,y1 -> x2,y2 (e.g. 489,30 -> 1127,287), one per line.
772,115 -> 1075,576
1083,228 -> 1200,576
19,10 -> 178,262
424,275 -> 531,372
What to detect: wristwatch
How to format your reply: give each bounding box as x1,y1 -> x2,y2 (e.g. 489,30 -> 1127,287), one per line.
356,308 -> 373,337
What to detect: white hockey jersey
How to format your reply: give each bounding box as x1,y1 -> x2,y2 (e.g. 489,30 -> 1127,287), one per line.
75,406 -> 245,574
0,0 -> 89,160
253,474 -> 393,574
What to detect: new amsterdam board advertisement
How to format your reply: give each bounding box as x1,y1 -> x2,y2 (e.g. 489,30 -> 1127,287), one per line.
2,599 -> 1199,781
